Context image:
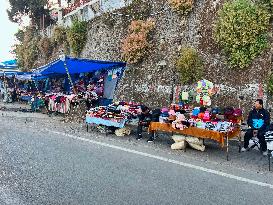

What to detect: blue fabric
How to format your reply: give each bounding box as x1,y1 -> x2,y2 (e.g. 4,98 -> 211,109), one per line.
35,56 -> 126,75
64,77 -> 70,92
20,96 -> 32,102
192,108 -> 200,116
86,116 -> 126,128
252,119 -> 264,129
99,98 -> 113,106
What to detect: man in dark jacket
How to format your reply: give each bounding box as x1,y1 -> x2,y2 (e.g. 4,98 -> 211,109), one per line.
136,105 -> 152,141
242,99 -> 270,155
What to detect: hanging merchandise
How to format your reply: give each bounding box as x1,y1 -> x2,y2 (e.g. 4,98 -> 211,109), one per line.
112,73 -> 117,79
196,95 -> 201,104
196,79 -> 214,93
112,68 -> 121,79
107,70 -> 114,81
44,78 -> 49,91
175,86 -> 181,102
181,92 -> 189,101
195,79 -> 215,106
203,95 -> 211,106
108,68 -> 122,81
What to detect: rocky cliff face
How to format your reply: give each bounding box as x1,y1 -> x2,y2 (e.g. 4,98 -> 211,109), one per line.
80,0 -> 272,111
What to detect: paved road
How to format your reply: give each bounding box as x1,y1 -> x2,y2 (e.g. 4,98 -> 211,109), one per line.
0,113 -> 273,205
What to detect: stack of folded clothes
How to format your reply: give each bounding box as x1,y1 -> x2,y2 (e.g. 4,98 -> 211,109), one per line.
86,102 -> 141,122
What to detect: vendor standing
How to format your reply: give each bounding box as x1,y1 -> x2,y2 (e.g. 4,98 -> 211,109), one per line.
242,99 -> 270,155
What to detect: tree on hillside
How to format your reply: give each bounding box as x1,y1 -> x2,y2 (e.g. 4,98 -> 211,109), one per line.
7,0 -> 52,28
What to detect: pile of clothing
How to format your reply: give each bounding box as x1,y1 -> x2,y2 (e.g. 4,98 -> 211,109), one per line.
191,106 -> 242,132
86,102 -> 140,122
111,102 -> 140,116
159,104 -> 187,124
159,105 -> 242,133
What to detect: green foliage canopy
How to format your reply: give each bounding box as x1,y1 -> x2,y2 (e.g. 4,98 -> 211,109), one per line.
176,47 -> 204,84
7,0 -> 50,27
214,0 -> 271,69
67,20 -> 88,57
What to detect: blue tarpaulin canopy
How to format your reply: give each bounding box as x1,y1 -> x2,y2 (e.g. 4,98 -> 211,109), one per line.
15,72 -> 35,80
0,71 -> 18,76
0,60 -> 18,69
34,56 -> 126,75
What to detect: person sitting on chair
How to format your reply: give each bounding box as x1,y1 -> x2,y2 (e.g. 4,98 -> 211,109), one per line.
241,99 -> 270,155
136,105 -> 153,141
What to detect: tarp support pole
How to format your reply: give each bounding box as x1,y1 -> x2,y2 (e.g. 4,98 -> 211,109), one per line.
63,60 -> 77,94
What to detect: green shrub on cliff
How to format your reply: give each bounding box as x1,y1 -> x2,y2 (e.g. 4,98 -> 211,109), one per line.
38,37 -> 53,59
168,0 -> 194,15
67,20 -> 88,57
266,72 -> 273,95
14,27 -> 40,71
176,47 -> 204,84
53,26 -> 68,46
214,0 -> 270,69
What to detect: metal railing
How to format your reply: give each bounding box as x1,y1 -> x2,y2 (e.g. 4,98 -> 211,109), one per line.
63,0 -> 91,16
41,0 -> 132,36
39,24 -> 55,38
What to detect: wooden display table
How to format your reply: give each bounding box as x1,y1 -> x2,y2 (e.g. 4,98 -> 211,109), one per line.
148,122 -> 241,160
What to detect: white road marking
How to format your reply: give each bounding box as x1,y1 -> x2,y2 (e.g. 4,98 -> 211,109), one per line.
48,130 -> 273,189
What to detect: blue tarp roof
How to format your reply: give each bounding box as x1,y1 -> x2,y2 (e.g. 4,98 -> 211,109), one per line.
0,60 -> 18,69
34,56 -> 126,75
1,60 -> 17,65
0,71 -> 18,76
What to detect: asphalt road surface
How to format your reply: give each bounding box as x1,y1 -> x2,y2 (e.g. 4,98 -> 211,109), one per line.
0,112 -> 273,205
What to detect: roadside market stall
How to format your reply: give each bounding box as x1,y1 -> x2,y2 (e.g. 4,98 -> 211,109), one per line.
30,56 -> 126,120
148,121 -> 241,161
85,102 -> 140,136
147,79 -> 242,160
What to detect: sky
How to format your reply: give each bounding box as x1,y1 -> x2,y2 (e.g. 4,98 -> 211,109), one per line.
0,0 -> 18,62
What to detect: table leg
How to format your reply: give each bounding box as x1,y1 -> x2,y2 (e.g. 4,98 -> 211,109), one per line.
268,150 -> 271,171
238,133 -> 242,153
226,136 -> 229,161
